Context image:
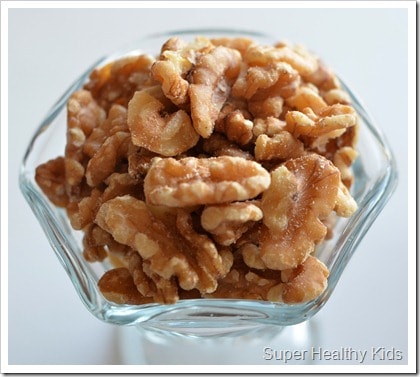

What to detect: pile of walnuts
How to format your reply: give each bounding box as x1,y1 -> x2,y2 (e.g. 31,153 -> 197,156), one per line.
35,36 -> 358,305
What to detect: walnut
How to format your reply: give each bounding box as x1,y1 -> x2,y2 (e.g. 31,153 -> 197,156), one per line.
232,61 -> 299,100
259,154 -> 341,270
334,181 -> 358,218
102,172 -> 142,202
333,146 -> 359,188
98,267 -> 153,305
322,88 -> 351,105
85,131 -> 132,187
210,37 -> 254,56
65,90 -> 106,198
285,103 -> 358,139
176,210 -> 234,291
202,133 -> 254,160
201,202 -> 263,246
254,131 -> 305,162
303,60 -> 340,91
125,248 -> 179,304
285,84 -> 328,115
83,104 -> 128,159
151,36 -> 213,106
189,46 -> 242,138
84,54 -> 156,110
127,86 -> 199,156
82,223 -> 113,262
215,110 -> 254,146
267,256 -> 329,304
144,156 -> 270,207
243,43 -> 318,76
205,254 -> 281,301
35,157 -> 69,207
252,117 -> 286,138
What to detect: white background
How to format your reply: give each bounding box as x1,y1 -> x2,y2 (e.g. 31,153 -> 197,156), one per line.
5,2 -> 414,371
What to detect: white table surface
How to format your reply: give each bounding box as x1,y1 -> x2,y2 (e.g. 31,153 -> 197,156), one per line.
5,3 -> 414,372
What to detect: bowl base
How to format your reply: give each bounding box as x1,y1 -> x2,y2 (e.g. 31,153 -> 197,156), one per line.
117,318 -> 321,365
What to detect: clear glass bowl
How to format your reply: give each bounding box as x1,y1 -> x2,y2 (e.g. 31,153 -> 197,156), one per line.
19,29 -> 397,341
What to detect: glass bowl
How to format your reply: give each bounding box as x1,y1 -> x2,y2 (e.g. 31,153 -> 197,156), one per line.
19,29 -> 397,343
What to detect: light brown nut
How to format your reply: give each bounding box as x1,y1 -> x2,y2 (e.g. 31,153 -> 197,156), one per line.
217,110 -> 254,146
201,202 -> 263,246
125,249 -> 156,298
302,60 -> 340,91
144,156 -> 271,207
82,223 -> 112,262
189,46 -> 242,138
102,172 -> 142,203
333,146 -> 359,188
65,90 -> 106,196
254,131 -> 305,162
151,60 -> 190,106
323,88 -> 351,105
267,256 -> 329,304
248,95 -> 285,119
239,243 -> 266,270
202,133 -> 254,160
232,61 -> 299,100
127,86 -> 199,156
205,255 -> 282,301
67,89 -> 106,136
69,188 -> 102,230
98,267 -> 153,305
259,154 -> 340,270
85,131 -> 132,187
95,196 -> 199,291
252,117 -> 286,138
83,104 -> 128,158
142,260 -> 180,304
127,148 -> 158,178
285,84 -> 327,115
126,248 -> 179,304
314,120 -> 360,162
84,54 -> 156,111
215,97 -> 251,124
152,36 -> 213,106
210,37 -> 254,56
176,210 -> 234,291
35,157 -> 69,207
244,43 -> 318,76
285,103 -> 358,138
334,180 -> 358,217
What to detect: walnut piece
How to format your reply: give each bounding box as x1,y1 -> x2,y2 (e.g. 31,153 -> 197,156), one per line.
144,156 -> 271,207
151,36 -> 213,106
127,86 -> 199,156
201,202 -> 263,246
189,46 -> 242,138
267,255 -> 329,304
259,154 -> 341,270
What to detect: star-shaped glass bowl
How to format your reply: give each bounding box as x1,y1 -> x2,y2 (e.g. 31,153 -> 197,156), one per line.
19,29 -> 397,338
